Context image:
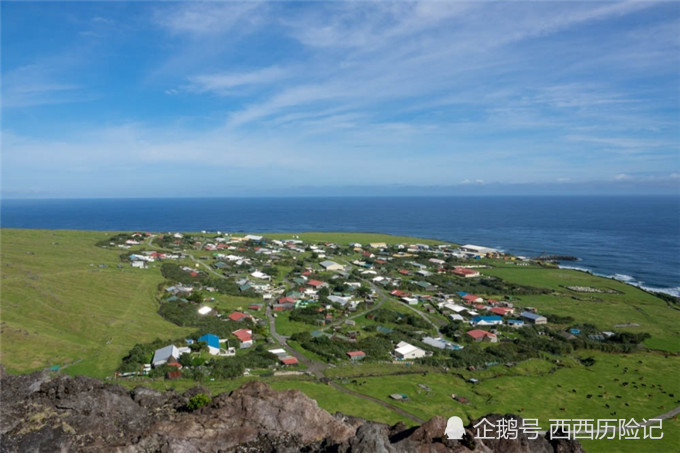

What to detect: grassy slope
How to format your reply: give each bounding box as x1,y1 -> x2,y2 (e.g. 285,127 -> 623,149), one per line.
2,229 -> 678,452
481,265 -> 680,352
339,351 -> 679,453
0,229 -> 192,377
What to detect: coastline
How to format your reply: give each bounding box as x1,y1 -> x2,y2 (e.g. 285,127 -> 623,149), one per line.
557,263 -> 680,298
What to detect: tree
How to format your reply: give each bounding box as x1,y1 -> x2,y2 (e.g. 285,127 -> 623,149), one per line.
356,285 -> 371,297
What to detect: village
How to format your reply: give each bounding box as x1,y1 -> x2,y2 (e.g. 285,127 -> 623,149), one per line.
109,231 -> 640,390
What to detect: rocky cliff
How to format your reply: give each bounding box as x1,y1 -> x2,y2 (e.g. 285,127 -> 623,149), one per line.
0,367 -> 585,453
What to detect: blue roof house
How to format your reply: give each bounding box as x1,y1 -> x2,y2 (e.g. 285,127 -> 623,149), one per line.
198,334 -> 221,355
470,315 -> 503,326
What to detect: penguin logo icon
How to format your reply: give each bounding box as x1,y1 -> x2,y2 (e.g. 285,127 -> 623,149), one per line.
445,416 -> 465,440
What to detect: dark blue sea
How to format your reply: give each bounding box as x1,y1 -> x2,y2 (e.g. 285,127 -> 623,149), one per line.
2,196 -> 679,296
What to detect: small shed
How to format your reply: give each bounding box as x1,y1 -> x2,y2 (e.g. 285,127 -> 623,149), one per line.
347,351 -> 366,361
390,394 -> 409,401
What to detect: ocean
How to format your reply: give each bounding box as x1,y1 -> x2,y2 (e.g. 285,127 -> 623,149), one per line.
2,196 -> 679,296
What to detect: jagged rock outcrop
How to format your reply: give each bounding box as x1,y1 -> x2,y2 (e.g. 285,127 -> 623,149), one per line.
0,367 -> 585,453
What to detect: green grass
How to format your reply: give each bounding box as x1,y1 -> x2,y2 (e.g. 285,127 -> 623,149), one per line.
3,228 -> 679,453
268,378 -> 408,425
481,266 -> 680,352
274,312 -> 319,336
338,351 -> 680,453
0,229 -> 192,377
116,373 -> 407,426
211,294 -> 262,312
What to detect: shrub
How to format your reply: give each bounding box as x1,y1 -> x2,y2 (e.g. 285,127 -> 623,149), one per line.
186,393 -> 212,411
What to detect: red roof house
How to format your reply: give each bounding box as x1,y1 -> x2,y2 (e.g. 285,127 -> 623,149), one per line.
165,370 -> 182,380
233,329 -> 253,347
463,294 -> 483,304
466,329 -> 497,343
307,279 -> 327,288
453,267 -> 480,278
347,351 -> 366,360
489,307 -> 514,316
280,356 -> 298,365
228,312 -> 250,322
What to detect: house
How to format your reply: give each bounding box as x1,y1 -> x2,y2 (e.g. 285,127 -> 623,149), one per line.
152,345 -> 181,368
520,312 -> 548,325
320,260 -> 344,271
369,242 -> 387,249
452,267 -> 480,278
462,294 -> 483,304
166,370 -> 182,380
232,329 -> 253,348
507,319 -> 525,328
228,312 -> 250,322
268,348 -> 287,357
443,303 -> 467,313
460,245 -> 499,257
489,307 -> 514,316
422,336 -> 464,350
328,295 -> 353,307
307,279 -> 328,289
197,334 -> 221,355
415,281 -> 435,291
466,329 -> 498,343
280,356 -> 298,366
250,271 -> 271,280
347,351 -> 366,361
470,315 -> 503,326
394,341 -> 427,360
248,304 -> 263,311
402,297 -> 419,306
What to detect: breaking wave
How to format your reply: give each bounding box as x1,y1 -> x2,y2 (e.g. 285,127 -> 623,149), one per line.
558,265 -> 679,297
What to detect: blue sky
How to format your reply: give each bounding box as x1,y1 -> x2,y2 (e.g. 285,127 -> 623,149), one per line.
2,1 -> 679,198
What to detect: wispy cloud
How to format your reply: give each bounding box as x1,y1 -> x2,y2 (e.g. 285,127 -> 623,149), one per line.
2,64 -> 83,108
187,66 -> 290,95
2,1 -> 678,197
153,2 -> 266,36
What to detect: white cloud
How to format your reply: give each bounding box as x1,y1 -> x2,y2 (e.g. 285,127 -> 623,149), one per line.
188,66 -> 289,95
153,2 -> 265,36
2,64 -> 83,108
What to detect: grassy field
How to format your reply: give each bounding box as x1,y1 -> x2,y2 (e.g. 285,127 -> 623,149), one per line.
0,229 -> 192,377
274,311 -> 319,336
115,374 -> 407,426
2,229 -> 678,453
480,266 -> 680,352
338,350 -> 680,453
